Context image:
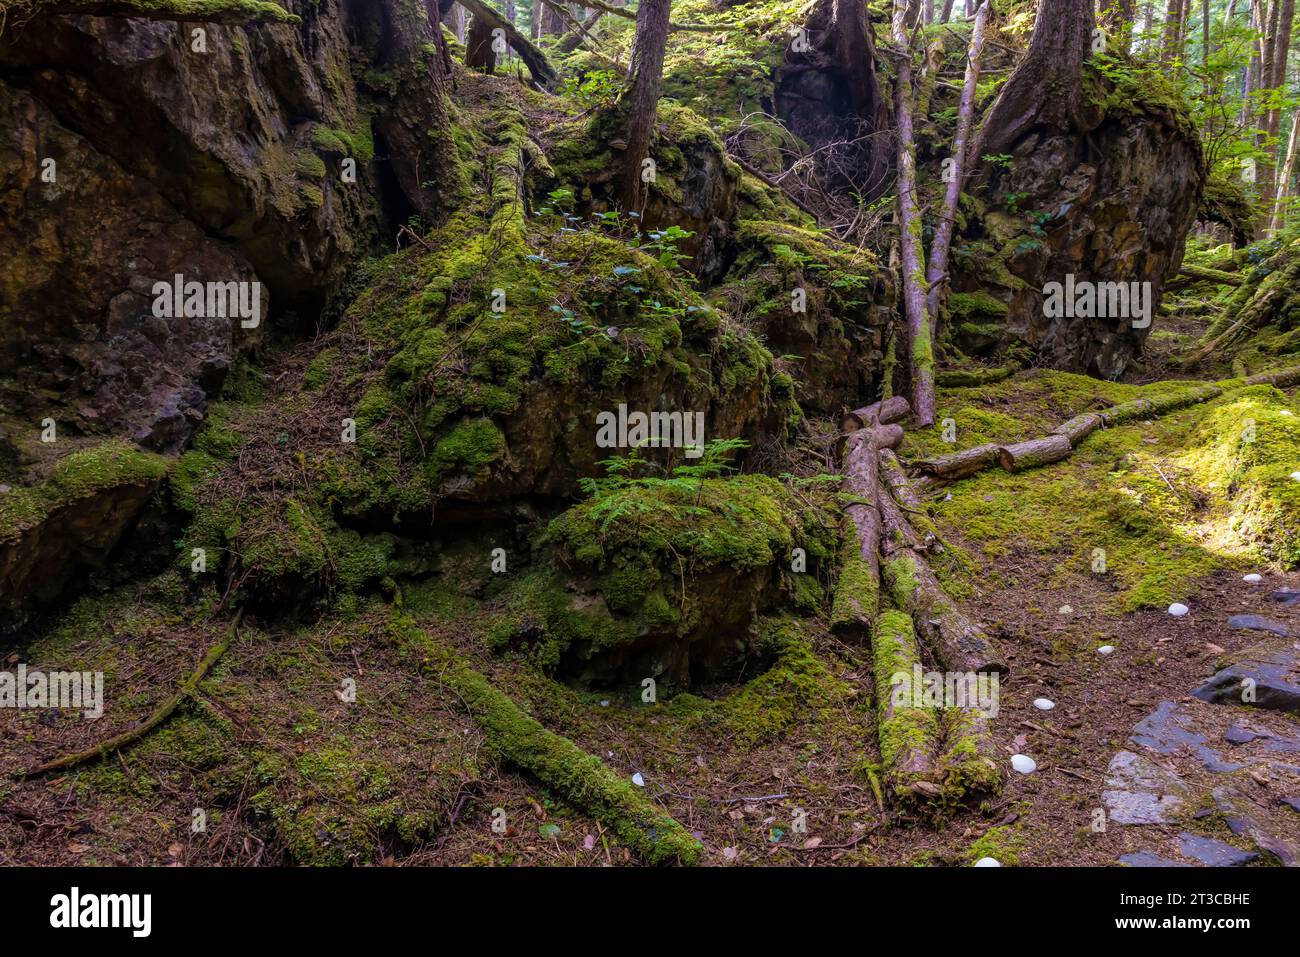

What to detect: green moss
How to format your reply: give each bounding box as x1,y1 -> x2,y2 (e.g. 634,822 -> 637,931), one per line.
719,618 -> 852,747
46,0 -> 300,22
946,290 -> 1008,320
965,822 -> 1023,866
0,440 -> 170,544
872,610 -> 940,799
389,614 -> 701,865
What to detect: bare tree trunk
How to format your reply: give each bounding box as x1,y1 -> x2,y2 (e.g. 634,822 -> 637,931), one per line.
890,0 -> 935,428
977,0 -> 1097,158
1161,0 -> 1186,60
925,0 -> 989,331
1256,0 -> 1282,230
617,0 -> 671,211
940,0 -> 956,21
466,12 -> 496,72
1271,105 -> 1300,231
531,0 -> 542,37
450,2 -> 467,41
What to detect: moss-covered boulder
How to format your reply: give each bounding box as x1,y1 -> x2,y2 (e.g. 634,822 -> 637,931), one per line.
505,473 -> 835,686
0,440 -> 170,632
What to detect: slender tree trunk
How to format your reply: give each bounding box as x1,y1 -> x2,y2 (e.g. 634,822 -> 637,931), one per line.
926,0 -> 989,331
1271,104 -> 1300,231
1162,0 -> 1186,60
450,2 -> 467,41
617,0 -> 671,211
940,0 -> 955,21
1256,0 -> 1282,228
466,13 -> 496,71
890,0 -> 935,427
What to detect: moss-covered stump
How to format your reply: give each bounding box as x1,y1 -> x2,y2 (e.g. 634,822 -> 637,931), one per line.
526,473 -> 836,686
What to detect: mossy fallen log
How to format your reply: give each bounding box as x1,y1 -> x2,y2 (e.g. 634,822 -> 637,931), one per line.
392,617 -> 700,864
830,429 -> 883,635
936,705 -> 1002,805
935,366 -> 1016,388
1172,262 -> 1243,287
909,364 -> 1300,485
878,475 -> 1005,675
872,610 -> 941,799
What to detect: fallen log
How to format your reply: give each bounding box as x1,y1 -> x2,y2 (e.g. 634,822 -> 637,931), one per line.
872,610 -> 941,799
458,0 -> 558,88
913,442 -> 999,480
908,363 -> 1300,485
1172,262 -> 1243,286
878,473 -> 1006,675
1049,412 -> 1104,446
997,434 -> 1072,473
830,429 -> 883,635
845,395 -> 912,430
936,702 -> 1003,802
879,448 -> 941,549
936,365 -> 1015,388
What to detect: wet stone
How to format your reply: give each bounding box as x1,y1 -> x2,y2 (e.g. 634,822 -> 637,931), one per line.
1177,832 -> 1258,867
1192,649 -> 1300,714
1226,614 -> 1290,637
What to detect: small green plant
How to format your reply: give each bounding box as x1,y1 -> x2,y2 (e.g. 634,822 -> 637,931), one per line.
558,69 -> 621,110
578,438 -> 749,500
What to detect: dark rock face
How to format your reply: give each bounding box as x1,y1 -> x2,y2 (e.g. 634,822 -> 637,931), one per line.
0,0 -> 451,449
952,100 -> 1205,379
0,83 -> 259,454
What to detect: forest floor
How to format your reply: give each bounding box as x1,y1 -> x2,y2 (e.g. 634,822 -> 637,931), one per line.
3,305 -> 1300,868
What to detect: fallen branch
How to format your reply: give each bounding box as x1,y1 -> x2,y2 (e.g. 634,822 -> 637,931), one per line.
878,462 -> 1006,676
911,364 -> 1300,484
458,0 -> 558,88
17,612 -> 242,779
936,365 -> 1015,388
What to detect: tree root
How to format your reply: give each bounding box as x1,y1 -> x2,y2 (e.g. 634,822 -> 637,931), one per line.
16,611 -> 242,779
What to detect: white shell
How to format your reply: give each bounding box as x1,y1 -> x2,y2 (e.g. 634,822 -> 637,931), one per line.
1098,645 -> 1116,656
1058,605 -> 1073,616
631,772 -> 645,787
1010,754 -> 1037,774
974,857 -> 1002,867
1033,698 -> 1056,711
1168,603 -> 1190,617
1243,573 -> 1263,584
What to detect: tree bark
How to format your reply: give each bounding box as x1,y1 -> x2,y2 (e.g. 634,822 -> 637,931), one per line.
976,0 -> 1097,158
466,13 -> 497,72
997,434 -> 1073,472
458,0 -> 558,87
1271,105 -> 1300,232
925,0 -> 989,332
890,0 -> 936,428
830,429 -> 884,634
617,0 -> 671,211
